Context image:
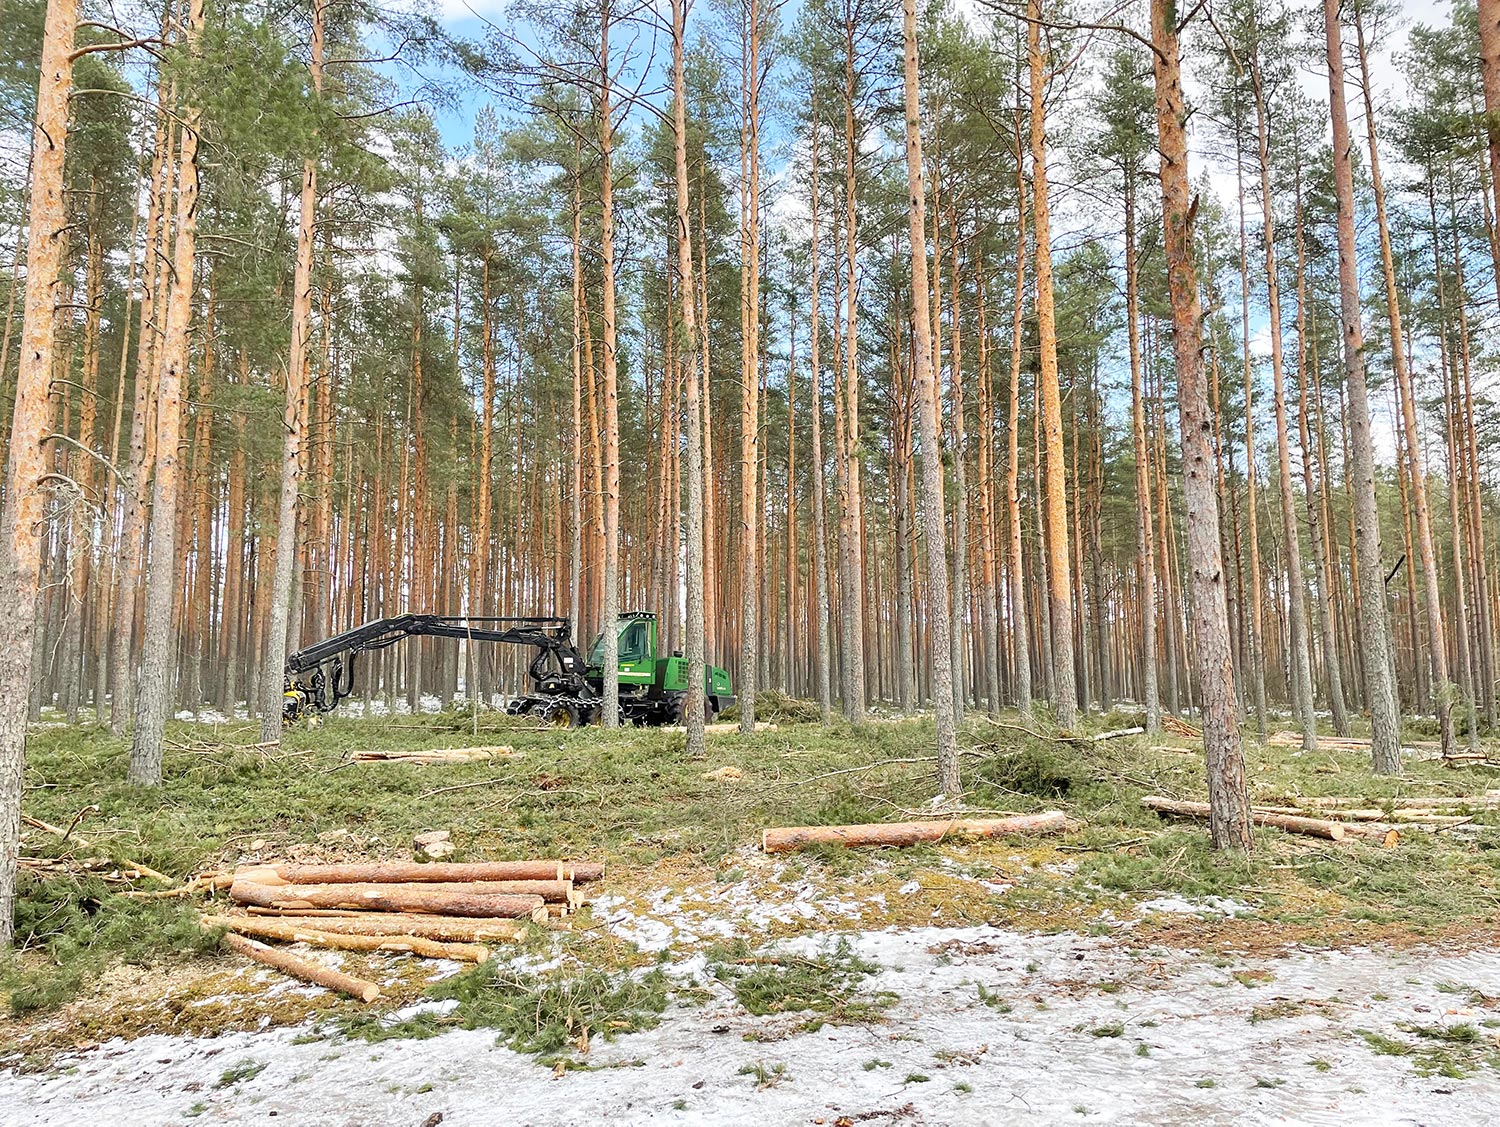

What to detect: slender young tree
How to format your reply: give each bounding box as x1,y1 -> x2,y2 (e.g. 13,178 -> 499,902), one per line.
1152,0 -> 1253,851
599,0 -> 622,726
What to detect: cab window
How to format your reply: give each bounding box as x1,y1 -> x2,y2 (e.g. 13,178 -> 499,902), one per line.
619,619 -> 651,663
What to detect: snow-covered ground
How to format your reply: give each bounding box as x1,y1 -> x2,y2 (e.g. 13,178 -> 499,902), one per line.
5,925 -> 1498,1126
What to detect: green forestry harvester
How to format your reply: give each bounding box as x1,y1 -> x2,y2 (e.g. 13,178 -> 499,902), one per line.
282,612 -> 733,728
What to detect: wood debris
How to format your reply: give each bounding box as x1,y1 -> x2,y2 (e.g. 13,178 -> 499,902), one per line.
1143,796 -> 1399,847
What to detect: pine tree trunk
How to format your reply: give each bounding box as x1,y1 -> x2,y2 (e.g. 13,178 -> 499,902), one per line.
1152,0 -> 1253,851
1324,0 -> 1400,774
902,0 -> 958,794
598,4 -> 621,727
0,0 -> 80,946
259,0 -> 324,743
1027,0 -> 1077,728
671,0 -> 706,756
839,6 -> 866,722
807,111 -> 834,723
1248,47 -> 1316,751
129,0 -> 204,783
1124,169 -> 1158,733
1007,119 -> 1032,718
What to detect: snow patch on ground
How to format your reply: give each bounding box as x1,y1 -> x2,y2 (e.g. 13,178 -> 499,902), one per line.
5,927 -> 1499,1126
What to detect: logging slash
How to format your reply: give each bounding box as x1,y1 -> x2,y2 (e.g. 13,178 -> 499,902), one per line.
761,811 -> 1070,852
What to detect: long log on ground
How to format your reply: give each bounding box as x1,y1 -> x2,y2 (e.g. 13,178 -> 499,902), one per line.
236,861 -> 604,885
223,933 -> 381,1002
347,746 -> 517,762
223,912 -> 528,943
233,875 -> 576,905
206,916 -> 488,962
761,811 -> 1070,853
1288,793 -> 1500,811
1143,796 -> 1353,841
230,879 -> 546,919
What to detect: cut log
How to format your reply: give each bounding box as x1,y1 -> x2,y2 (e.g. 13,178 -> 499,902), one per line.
1143,796 -> 1349,841
223,933 -> 380,1002
1288,792 -> 1500,811
347,745 -> 517,762
233,876 -> 575,904
206,916 -> 488,962
224,912 -> 527,943
236,861 -> 604,885
230,879 -> 546,920
761,811 -> 1070,853
1336,824 -> 1401,847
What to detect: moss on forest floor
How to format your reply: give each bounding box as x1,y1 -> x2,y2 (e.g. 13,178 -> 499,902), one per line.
5,705 -> 1500,1063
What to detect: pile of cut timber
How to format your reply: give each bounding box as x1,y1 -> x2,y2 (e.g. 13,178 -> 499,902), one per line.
346,746 -> 518,764
208,859 -> 603,1002
762,811 -> 1070,853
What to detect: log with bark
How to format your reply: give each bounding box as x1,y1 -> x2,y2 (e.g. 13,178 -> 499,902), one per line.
761,811 -> 1070,853
229,878 -> 547,919
1142,796 -> 1398,845
223,933 -> 381,1002
228,912 -> 529,942
234,860 -> 603,885
206,915 -> 488,962
233,871 -> 577,904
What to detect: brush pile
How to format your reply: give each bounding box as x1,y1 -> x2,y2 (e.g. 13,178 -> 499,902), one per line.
204,859 -> 603,1002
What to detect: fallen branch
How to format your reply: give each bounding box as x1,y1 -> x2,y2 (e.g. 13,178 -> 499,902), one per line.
206,915 -> 488,962
223,933 -> 381,1002
21,811 -> 173,883
761,811 -> 1071,853
346,746 -> 517,763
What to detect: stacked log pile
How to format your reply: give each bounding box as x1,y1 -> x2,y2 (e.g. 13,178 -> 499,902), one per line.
206,859 -> 603,1002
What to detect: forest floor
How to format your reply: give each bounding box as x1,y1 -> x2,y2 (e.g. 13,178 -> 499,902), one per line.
4,703 -> 1500,1123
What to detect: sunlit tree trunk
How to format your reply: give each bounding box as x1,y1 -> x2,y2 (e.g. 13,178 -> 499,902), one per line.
598,2 -> 621,726
1027,0 -> 1076,727
0,0 -> 80,945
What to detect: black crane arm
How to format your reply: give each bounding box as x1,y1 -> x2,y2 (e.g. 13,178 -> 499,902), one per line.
282,615 -> 588,719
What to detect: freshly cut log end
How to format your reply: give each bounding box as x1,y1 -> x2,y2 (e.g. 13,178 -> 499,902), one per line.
761,811 -> 1070,853
223,933 -> 380,1002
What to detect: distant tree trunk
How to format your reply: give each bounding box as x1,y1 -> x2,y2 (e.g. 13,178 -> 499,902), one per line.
569,143 -> 583,647
902,0 -> 959,794
260,0 -> 324,744
974,243 -> 1001,718
1351,6 -> 1451,757
1152,0 -> 1252,851
129,0 -> 204,783
1006,116 -> 1032,718
111,18 -> 174,734
0,0 -> 81,947
1027,0 -> 1076,728
807,108 -> 834,723
1324,0 -> 1400,774
1234,141 -> 1267,739
1248,42 -> 1315,751
598,2 -> 622,727
839,0 -> 866,722
946,201 -> 968,723
1124,163 -> 1158,733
